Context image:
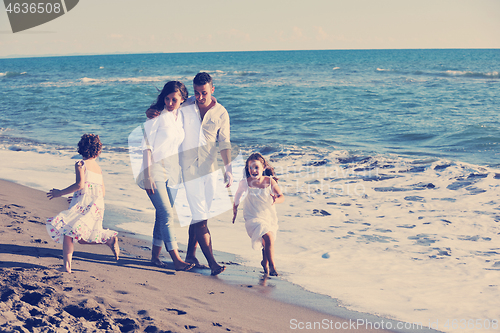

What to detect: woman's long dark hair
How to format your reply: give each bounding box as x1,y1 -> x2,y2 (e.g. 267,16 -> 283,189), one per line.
150,81 -> 189,110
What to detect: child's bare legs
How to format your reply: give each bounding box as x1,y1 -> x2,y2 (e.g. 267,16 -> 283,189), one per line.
63,236 -> 74,273
79,236 -> 120,261
105,236 -> 119,260
262,232 -> 278,276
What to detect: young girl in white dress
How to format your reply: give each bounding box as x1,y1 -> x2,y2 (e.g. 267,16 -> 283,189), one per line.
46,134 -> 119,273
232,153 -> 284,276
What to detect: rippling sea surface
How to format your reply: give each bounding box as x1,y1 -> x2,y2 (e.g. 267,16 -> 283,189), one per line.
1,49 -> 499,165
1,49 -> 500,330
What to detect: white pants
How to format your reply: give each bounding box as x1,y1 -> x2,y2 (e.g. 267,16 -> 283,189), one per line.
181,163 -> 220,222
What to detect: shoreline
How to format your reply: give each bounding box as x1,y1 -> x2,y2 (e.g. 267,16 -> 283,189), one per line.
0,178 -> 439,333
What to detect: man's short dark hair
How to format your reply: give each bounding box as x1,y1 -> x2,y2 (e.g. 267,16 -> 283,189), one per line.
193,72 -> 213,87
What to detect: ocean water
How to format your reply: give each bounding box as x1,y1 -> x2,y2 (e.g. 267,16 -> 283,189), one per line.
1,49 -> 500,331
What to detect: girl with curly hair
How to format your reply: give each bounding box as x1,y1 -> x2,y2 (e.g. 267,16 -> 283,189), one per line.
46,134 -> 119,273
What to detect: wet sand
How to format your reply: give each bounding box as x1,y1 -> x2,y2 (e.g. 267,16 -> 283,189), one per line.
0,179 -> 400,333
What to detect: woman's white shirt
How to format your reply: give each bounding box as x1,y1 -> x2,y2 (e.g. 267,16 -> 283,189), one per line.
141,108 -> 185,187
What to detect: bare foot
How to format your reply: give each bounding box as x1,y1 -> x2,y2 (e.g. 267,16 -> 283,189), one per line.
63,262 -> 71,273
269,269 -> 279,277
210,265 -> 226,276
56,265 -> 71,273
175,262 -> 195,272
185,256 -> 199,264
151,258 -> 166,267
185,257 -> 209,269
106,236 -> 120,260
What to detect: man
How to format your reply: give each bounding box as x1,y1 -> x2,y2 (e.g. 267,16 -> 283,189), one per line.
147,72 -> 232,276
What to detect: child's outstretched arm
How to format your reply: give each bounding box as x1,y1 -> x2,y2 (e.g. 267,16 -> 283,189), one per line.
270,178 -> 284,205
232,179 -> 247,223
47,161 -> 85,200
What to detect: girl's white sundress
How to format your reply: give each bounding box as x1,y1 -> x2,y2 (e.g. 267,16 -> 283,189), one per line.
242,180 -> 279,250
46,161 -> 117,244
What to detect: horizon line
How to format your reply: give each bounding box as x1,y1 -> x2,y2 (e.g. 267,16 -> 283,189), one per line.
1,47 -> 499,60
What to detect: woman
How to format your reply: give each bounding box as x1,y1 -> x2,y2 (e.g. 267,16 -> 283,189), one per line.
140,81 -> 193,271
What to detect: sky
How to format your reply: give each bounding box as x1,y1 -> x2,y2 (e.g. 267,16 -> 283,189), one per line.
0,0 -> 499,58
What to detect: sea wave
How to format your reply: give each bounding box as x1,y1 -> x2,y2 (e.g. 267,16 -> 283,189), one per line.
0,71 -> 27,78
232,70 -> 260,76
376,68 -> 499,79
443,70 -> 500,79
0,127 -> 14,134
31,75 -> 174,88
200,69 -> 226,76
0,133 -> 130,156
80,76 -> 169,84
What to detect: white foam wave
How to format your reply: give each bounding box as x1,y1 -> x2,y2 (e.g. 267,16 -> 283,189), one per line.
444,70 -> 500,79
0,127 -> 14,133
0,71 -> 27,78
33,75 -> 173,88
220,150 -> 500,330
81,76 -> 166,84
232,70 -> 260,76
199,70 -> 226,76
81,77 -> 99,83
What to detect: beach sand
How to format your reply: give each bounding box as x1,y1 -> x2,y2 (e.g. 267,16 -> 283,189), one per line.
0,179 -> 395,333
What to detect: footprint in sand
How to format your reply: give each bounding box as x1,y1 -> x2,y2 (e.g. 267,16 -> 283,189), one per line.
167,308 -> 187,315
465,186 -> 487,195
115,317 -> 139,332
20,291 -> 45,306
30,239 -> 48,244
434,163 -> 453,170
312,209 -> 331,216
63,304 -> 106,322
375,228 -> 392,233
358,234 -> 395,244
144,325 -> 161,332
137,309 -> 154,321
408,234 -> 437,246
447,180 -> 473,191
404,196 -> 426,202
397,224 -> 416,229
